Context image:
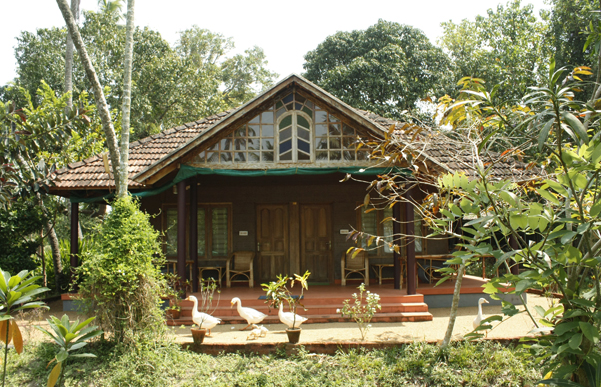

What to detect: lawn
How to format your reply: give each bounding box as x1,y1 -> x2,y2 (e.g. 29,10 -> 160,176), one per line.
5,339 -> 541,386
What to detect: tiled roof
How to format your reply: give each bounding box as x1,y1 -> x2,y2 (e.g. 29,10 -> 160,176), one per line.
51,77 -> 540,193
51,111 -> 233,190
354,110 -> 542,182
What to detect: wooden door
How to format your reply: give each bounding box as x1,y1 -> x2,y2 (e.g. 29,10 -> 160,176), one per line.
300,204 -> 332,283
256,205 -> 289,283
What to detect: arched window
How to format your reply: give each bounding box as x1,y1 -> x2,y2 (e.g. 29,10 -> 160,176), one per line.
277,112 -> 312,162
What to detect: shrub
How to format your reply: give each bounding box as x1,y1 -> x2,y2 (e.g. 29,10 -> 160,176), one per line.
76,196 -> 166,344
338,283 -> 381,341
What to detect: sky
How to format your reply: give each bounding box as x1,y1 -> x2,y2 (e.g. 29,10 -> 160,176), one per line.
0,0 -> 551,86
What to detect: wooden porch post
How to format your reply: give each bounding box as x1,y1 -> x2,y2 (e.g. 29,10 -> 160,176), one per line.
393,202 -> 401,290
177,179 -> 187,285
70,201 -> 79,289
190,177 -> 198,292
405,188 -> 417,295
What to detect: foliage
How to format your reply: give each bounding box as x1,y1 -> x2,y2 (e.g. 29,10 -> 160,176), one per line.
5,12 -> 277,141
0,268 -> 48,387
432,63 -> 601,385
303,19 -> 453,119
439,0 -> 551,102
162,273 -> 190,312
76,196 -> 166,344
338,283 -> 381,341
35,314 -> 102,387
547,0 -> 598,73
2,340 -> 541,386
0,82 -> 103,204
262,271 -> 310,330
0,198 -> 47,274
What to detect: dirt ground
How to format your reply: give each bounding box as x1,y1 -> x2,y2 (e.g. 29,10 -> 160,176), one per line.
15,294 -> 559,346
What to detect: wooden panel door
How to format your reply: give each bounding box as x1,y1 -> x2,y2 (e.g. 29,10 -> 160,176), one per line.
300,204 -> 332,283
257,205 -> 289,283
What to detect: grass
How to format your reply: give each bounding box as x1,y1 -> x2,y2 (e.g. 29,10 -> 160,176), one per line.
3,339 -> 541,386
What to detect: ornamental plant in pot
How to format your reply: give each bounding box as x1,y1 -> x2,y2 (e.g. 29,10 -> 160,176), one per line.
163,273 -> 189,320
262,271 -> 310,344
188,277 -> 221,344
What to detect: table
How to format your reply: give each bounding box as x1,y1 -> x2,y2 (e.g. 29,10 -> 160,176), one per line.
198,266 -> 225,287
165,260 -> 194,280
371,261 -> 407,287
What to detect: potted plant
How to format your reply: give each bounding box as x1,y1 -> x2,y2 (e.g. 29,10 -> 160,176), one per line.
188,277 -> 221,345
262,271 -> 310,344
163,273 -> 189,320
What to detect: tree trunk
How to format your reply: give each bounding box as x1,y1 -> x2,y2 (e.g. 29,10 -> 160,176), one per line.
56,0 -> 123,193
45,221 -> 63,293
64,0 -> 79,107
441,262 -> 466,348
118,0 -> 135,199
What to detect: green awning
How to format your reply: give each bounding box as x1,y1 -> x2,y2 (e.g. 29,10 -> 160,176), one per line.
70,164 -> 410,203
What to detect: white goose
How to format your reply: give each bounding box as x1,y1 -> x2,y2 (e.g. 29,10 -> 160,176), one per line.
231,297 -> 267,331
187,295 -> 221,335
278,302 -> 308,329
473,297 -> 490,330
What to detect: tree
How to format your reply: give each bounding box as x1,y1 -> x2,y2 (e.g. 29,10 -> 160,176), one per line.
547,0 -> 598,71
434,63 -> 601,385
0,83 -> 104,290
353,60 -> 601,384
56,0 -> 125,197
303,19 -> 453,119
5,15 -> 277,140
438,0 -> 552,102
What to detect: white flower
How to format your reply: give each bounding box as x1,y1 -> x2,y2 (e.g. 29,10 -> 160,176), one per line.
336,309 -> 341,313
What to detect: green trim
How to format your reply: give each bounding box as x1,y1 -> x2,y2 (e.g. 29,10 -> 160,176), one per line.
70,165 -> 410,203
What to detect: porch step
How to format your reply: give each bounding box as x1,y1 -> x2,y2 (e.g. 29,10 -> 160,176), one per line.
177,301 -> 429,318
166,311 -> 433,326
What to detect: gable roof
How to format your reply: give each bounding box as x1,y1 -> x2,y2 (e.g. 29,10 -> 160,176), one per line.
50,74 -> 541,195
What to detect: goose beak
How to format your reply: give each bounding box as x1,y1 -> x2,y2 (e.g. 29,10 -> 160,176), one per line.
483,299 -> 489,304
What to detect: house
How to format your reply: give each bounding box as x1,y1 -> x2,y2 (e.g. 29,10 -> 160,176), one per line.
50,74 -> 534,310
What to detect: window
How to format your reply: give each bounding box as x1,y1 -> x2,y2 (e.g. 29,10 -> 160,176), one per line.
164,204 -> 231,259
278,112 -> 312,162
195,92 -> 369,165
359,207 -> 394,256
358,206 -> 425,256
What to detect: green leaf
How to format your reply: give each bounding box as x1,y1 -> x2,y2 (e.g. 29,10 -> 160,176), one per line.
568,333 -> 582,349
538,118 -> 554,151
56,349 -> 68,363
560,231 -> 577,244
561,111 -> 589,145
553,321 -> 578,336
509,215 -> 528,230
579,322 -> 599,344
536,188 -> 560,205
590,201 -> 601,218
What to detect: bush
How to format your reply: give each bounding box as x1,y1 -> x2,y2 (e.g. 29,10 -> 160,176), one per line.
76,196 -> 166,344
0,198 -> 46,274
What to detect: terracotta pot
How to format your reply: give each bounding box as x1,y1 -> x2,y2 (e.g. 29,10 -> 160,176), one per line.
191,328 -> 207,345
165,308 -> 180,319
286,328 -> 301,344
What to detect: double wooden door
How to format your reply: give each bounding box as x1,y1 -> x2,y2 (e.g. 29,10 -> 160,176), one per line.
257,204 -> 332,284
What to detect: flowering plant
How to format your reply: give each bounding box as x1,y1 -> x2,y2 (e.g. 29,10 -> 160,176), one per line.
338,283 -> 381,341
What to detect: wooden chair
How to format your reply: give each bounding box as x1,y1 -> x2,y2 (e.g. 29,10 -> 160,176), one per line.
226,251 -> 255,288
341,250 -> 369,286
